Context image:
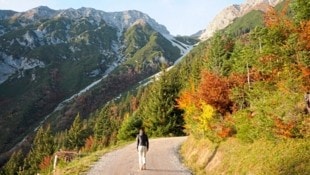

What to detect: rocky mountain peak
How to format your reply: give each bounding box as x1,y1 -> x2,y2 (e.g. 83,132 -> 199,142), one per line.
0,10 -> 16,20
8,7 -> 170,35
12,6 -> 57,21
102,10 -> 169,34
132,18 -> 148,27
244,0 -> 282,6
199,0 -> 283,40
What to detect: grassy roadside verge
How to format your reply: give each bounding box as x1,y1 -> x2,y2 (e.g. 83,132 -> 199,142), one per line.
181,136 -> 310,175
47,141 -> 133,175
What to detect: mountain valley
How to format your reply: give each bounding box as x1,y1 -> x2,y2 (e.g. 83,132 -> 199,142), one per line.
0,6 -> 194,163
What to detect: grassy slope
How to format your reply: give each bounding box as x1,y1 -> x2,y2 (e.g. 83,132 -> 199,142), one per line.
181,136 -> 310,175
43,141 -> 133,175
224,10 -> 264,36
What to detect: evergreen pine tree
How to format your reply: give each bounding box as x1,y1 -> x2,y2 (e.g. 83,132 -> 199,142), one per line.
1,150 -> 24,175
24,125 -> 55,174
206,32 -> 234,76
64,113 -> 87,150
139,69 -> 184,136
93,106 -> 113,146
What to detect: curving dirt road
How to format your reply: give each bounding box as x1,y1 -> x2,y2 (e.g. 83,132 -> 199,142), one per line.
87,137 -> 191,175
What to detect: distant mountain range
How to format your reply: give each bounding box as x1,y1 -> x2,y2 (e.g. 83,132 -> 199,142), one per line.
0,6 -> 174,84
0,6 -> 194,160
196,0 -> 283,40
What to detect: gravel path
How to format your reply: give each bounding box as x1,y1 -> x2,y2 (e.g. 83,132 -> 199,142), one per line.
87,136 -> 191,175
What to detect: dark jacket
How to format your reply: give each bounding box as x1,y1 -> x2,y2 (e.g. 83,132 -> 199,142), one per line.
137,133 -> 149,150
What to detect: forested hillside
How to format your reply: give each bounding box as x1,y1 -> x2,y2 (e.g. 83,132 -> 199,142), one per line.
1,0 -> 309,174
178,0 -> 310,174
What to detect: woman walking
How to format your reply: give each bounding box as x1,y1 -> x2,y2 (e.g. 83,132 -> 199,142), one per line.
136,128 -> 149,170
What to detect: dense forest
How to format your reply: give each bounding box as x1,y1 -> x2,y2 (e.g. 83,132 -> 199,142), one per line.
1,0 -> 309,174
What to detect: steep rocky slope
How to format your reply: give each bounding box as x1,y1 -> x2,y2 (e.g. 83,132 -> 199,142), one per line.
198,0 -> 283,40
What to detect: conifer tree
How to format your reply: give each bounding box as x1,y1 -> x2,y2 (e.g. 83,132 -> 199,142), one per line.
139,69 -> 184,136
64,113 -> 87,150
206,32 -> 234,76
94,106 -> 113,146
24,125 -> 55,174
1,150 -> 24,175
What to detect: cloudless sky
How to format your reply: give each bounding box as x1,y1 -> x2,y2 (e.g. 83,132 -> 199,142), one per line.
0,0 -> 245,36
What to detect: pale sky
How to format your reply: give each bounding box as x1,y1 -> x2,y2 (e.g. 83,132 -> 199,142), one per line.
0,0 -> 244,36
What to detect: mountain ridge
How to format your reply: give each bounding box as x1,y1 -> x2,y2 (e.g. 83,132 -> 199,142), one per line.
1,6 -> 169,35
198,0 -> 283,40
0,6 -> 172,84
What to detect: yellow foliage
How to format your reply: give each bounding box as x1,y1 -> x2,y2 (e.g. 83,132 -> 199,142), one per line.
199,102 -> 215,133
177,87 -> 216,136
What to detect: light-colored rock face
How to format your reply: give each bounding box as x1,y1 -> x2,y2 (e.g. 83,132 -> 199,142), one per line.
200,5 -> 241,40
244,0 -> 283,7
0,52 -> 45,84
241,0 -> 283,14
199,0 -> 283,40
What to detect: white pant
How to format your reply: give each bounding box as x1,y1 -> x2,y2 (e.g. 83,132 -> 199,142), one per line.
138,145 -> 147,168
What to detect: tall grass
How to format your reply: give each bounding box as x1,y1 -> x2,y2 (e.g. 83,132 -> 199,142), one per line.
181,136 -> 310,175
45,141 -> 132,175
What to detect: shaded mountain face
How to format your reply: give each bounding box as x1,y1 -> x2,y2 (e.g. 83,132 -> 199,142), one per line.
198,0 -> 283,40
0,6 -> 187,156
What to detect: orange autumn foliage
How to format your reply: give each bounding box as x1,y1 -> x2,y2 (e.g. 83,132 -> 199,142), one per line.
177,74 -> 236,138
130,96 -> 139,112
83,135 -> 95,152
218,126 -> 234,138
259,54 -> 279,63
264,1 -> 294,35
39,155 -> 52,170
299,65 -> 310,91
217,116 -> 235,138
274,117 -> 296,138
177,82 -> 199,110
264,6 -> 281,28
298,20 -> 310,50
198,71 -> 233,114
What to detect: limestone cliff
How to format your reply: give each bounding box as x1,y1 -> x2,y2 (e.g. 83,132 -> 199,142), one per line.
199,0 -> 283,40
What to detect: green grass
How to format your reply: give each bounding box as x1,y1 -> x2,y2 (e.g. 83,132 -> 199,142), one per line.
218,138 -> 310,175
181,136 -> 310,175
224,10 -> 264,36
45,141 -> 133,175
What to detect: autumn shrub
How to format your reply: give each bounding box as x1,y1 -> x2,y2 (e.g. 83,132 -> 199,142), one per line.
39,156 -> 53,172
198,71 -> 233,115
177,71 -> 235,142
82,136 -> 96,152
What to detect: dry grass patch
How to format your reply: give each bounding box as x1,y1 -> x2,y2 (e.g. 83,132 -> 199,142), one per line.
181,136 -> 310,175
